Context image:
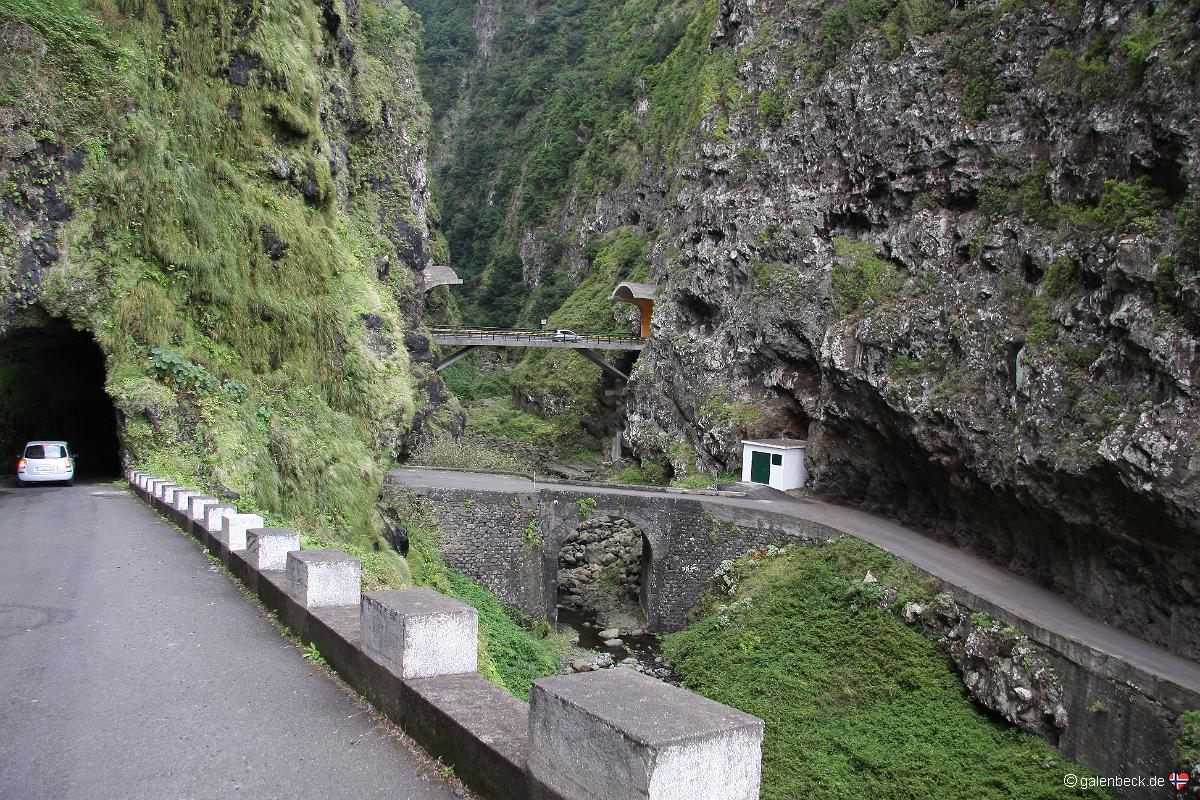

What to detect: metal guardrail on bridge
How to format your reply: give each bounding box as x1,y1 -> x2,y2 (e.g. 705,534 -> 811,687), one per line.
429,327 -> 645,380
429,327 -> 645,350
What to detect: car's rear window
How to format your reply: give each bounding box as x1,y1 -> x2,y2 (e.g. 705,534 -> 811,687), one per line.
25,445 -> 67,459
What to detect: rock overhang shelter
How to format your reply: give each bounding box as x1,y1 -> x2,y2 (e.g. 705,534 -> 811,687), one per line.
741,439 -> 807,490
609,281 -> 657,339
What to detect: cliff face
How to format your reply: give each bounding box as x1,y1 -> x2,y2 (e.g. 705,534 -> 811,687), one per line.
418,0 -> 1200,656
0,0 -> 447,540
633,0 -> 1200,658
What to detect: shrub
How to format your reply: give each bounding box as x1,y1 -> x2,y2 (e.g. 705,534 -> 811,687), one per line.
440,360 -> 510,402
757,85 -> 788,127
831,237 -> 902,316
1064,178 -> 1164,236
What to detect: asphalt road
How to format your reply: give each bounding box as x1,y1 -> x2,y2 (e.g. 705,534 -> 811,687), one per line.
0,479 -> 459,800
392,467 -> 1200,695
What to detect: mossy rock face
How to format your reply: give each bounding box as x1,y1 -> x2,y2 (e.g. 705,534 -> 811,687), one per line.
0,0 -> 448,550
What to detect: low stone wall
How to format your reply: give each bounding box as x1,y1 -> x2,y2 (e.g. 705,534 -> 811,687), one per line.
125,470 -> 765,800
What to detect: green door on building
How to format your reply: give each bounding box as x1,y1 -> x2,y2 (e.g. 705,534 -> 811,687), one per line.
750,450 -> 771,484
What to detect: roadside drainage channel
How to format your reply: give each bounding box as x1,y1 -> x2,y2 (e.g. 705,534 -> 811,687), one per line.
125,470 -> 765,800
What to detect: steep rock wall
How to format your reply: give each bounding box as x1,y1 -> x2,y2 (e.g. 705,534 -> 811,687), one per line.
0,0 -> 452,541
418,0 -> 1200,657
622,0 -> 1200,657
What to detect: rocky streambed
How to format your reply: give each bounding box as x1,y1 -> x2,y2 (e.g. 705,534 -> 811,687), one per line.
555,515 -> 675,681
555,606 -> 675,681
556,514 -> 645,608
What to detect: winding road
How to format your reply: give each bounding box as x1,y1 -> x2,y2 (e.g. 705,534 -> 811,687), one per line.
0,479 -> 459,800
392,467 -> 1200,696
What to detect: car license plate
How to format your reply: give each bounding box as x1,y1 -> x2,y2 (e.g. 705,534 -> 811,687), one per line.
37,466 -> 55,473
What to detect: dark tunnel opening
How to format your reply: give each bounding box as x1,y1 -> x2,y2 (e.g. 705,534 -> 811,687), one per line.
0,314 -> 122,478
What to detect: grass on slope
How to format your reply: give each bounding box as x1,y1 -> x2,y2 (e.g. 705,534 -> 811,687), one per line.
664,538 -> 1107,800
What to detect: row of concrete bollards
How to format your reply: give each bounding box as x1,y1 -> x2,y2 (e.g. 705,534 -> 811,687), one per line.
126,470 -> 764,800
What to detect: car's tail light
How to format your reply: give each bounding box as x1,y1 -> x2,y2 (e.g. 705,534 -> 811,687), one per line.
63,458 -> 72,469
17,458 -> 26,470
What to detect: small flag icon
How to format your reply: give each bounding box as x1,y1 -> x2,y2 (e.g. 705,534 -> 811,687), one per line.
1169,772 -> 1190,791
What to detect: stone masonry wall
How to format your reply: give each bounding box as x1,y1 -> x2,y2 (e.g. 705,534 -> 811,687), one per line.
540,490 -> 836,631
410,486 -> 548,619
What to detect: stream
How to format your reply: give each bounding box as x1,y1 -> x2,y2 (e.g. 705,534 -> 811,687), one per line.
555,601 -> 676,681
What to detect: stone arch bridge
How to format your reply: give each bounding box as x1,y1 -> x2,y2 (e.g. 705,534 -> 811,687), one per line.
386,469 -> 837,630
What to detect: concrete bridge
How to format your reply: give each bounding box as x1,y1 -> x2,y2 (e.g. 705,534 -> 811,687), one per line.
428,281 -> 658,381
390,469 -> 831,630
430,327 -> 644,380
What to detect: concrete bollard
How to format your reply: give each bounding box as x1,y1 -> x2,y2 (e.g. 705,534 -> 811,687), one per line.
186,495 -> 218,524
219,514 -> 264,551
528,667 -> 764,800
203,504 -> 237,535
162,485 -> 183,506
285,550 -> 361,608
147,479 -> 168,501
158,484 -> 182,509
170,490 -> 199,526
172,489 -> 199,514
360,588 -> 478,680
246,527 -> 300,571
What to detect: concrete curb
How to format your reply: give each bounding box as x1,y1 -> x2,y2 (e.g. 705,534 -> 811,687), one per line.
123,470 -> 764,800
403,463 -> 748,498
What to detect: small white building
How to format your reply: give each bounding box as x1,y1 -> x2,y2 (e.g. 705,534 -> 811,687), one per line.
741,439 -> 807,491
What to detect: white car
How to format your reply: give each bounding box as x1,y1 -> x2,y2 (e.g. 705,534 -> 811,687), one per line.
16,441 -> 75,486
550,329 -> 580,342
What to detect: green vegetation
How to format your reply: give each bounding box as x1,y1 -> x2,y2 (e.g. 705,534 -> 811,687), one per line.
439,360 -> 511,402
1177,710 -> 1200,770
409,0 -> 704,322
665,538 -> 1107,800
699,389 -> 761,428
577,496 -> 598,518
523,516 -> 542,549
466,397 -> 580,450
302,642 -> 329,667
750,259 -> 800,296
408,434 -> 529,474
603,458 -> 671,486
1,0 -> 434,571
671,474 -> 713,490
512,227 -> 650,417
1062,178 -> 1165,236
830,237 -> 902,316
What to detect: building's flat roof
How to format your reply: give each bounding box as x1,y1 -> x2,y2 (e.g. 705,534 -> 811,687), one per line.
743,439 -> 807,449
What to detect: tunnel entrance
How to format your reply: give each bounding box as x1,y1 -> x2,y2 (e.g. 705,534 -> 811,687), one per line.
0,313 -> 121,477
